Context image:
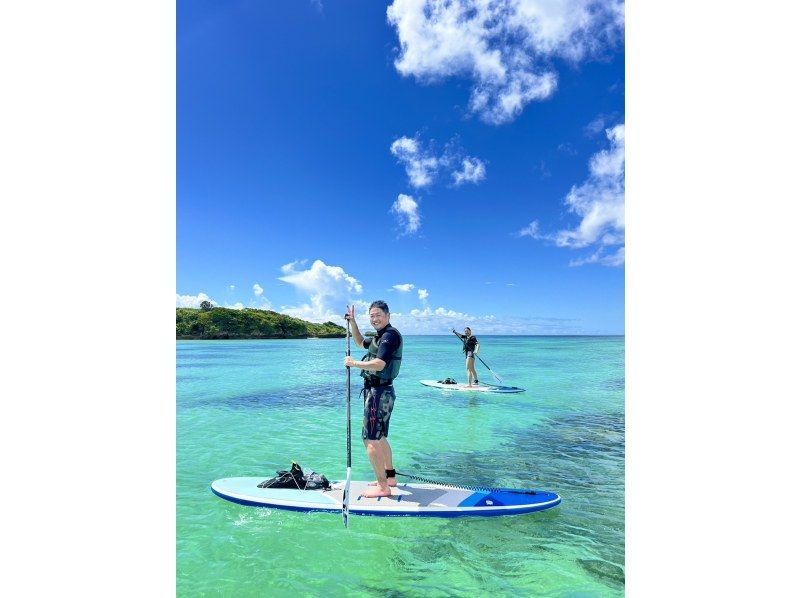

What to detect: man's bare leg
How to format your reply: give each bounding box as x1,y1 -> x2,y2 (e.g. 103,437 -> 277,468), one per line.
367,438 -> 397,487
361,439 -> 392,497
467,357 -> 479,386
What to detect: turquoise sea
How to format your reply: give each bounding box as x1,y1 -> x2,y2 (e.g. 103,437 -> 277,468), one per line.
177,336 -> 624,596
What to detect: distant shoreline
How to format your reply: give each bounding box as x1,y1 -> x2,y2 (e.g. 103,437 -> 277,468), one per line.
176,333 -> 345,340
176,333 -> 623,339
176,307 -> 347,339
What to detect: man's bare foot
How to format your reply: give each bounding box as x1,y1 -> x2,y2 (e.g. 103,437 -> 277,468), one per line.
368,478 -> 397,487
360,487 -> 392,498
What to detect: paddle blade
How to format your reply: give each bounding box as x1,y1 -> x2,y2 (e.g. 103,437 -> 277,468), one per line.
342,467 -> 351,528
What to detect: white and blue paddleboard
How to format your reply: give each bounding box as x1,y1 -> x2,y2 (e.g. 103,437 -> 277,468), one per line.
211,478 -> 560,518
420,380 -> 526,393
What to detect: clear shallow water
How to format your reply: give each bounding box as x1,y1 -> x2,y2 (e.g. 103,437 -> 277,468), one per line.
177,336 -> 624,596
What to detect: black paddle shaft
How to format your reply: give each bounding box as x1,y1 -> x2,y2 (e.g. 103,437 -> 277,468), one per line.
346,319 -> 351,469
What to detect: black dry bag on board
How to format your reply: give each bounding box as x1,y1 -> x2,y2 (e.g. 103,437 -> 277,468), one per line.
257,462 -> 331,490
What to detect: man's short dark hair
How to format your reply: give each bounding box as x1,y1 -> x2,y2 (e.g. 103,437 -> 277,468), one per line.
369,300 -> 390,314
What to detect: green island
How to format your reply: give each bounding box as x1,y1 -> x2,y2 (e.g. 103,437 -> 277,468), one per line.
176,307 -> 346,339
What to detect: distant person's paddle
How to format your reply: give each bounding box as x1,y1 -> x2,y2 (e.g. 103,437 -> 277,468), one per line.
342,312 -> 352,528
450,329 -> 504,384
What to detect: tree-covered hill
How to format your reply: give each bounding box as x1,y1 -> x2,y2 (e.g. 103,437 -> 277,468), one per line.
176,307 -> 346,339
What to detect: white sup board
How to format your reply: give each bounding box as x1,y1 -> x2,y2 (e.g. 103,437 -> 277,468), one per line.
420,380 -> 525,393
211,477 -> 560,518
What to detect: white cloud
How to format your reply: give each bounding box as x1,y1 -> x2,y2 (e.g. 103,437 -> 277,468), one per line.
418,288 -> 429,301
558,142 -> 577,155
279,259 -> 363,295
262,286 -> 590,334
387,306 -> 586,334
584,113 -> 620,137
554,124 -> 625,251
452,157 -> 486,185
394,305 -> 475,333
393,283 -> 416,292
251,298 -> 273,310
223,302 -> 245,310
391,134 -> 487,191
390,136 -> 440,188
412,306 -> 466,318
281,259 -> 308,274
229,285 -> 235,291
537,160 -> 551,179
522,123 -> 625,266
569,246 -> 625,267
253,283 -> 264,296
391,193 -> 421,234
386,0 -> 624,124
279,304 -> 339,323
387,307 -> 588,334
176,292 -> 214,308
517,220 -> 543,238
278,259 -> 363,322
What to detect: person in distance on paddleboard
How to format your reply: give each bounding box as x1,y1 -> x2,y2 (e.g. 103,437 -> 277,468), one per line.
453,326 -> 480,386
343,301 -> 403,498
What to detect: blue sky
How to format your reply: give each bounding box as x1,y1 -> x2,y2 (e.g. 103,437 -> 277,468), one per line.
177,0 -> 625,334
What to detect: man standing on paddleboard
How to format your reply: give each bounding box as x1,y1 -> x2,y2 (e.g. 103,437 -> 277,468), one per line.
343,301 -> 403,498
454,327 -> 480,386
